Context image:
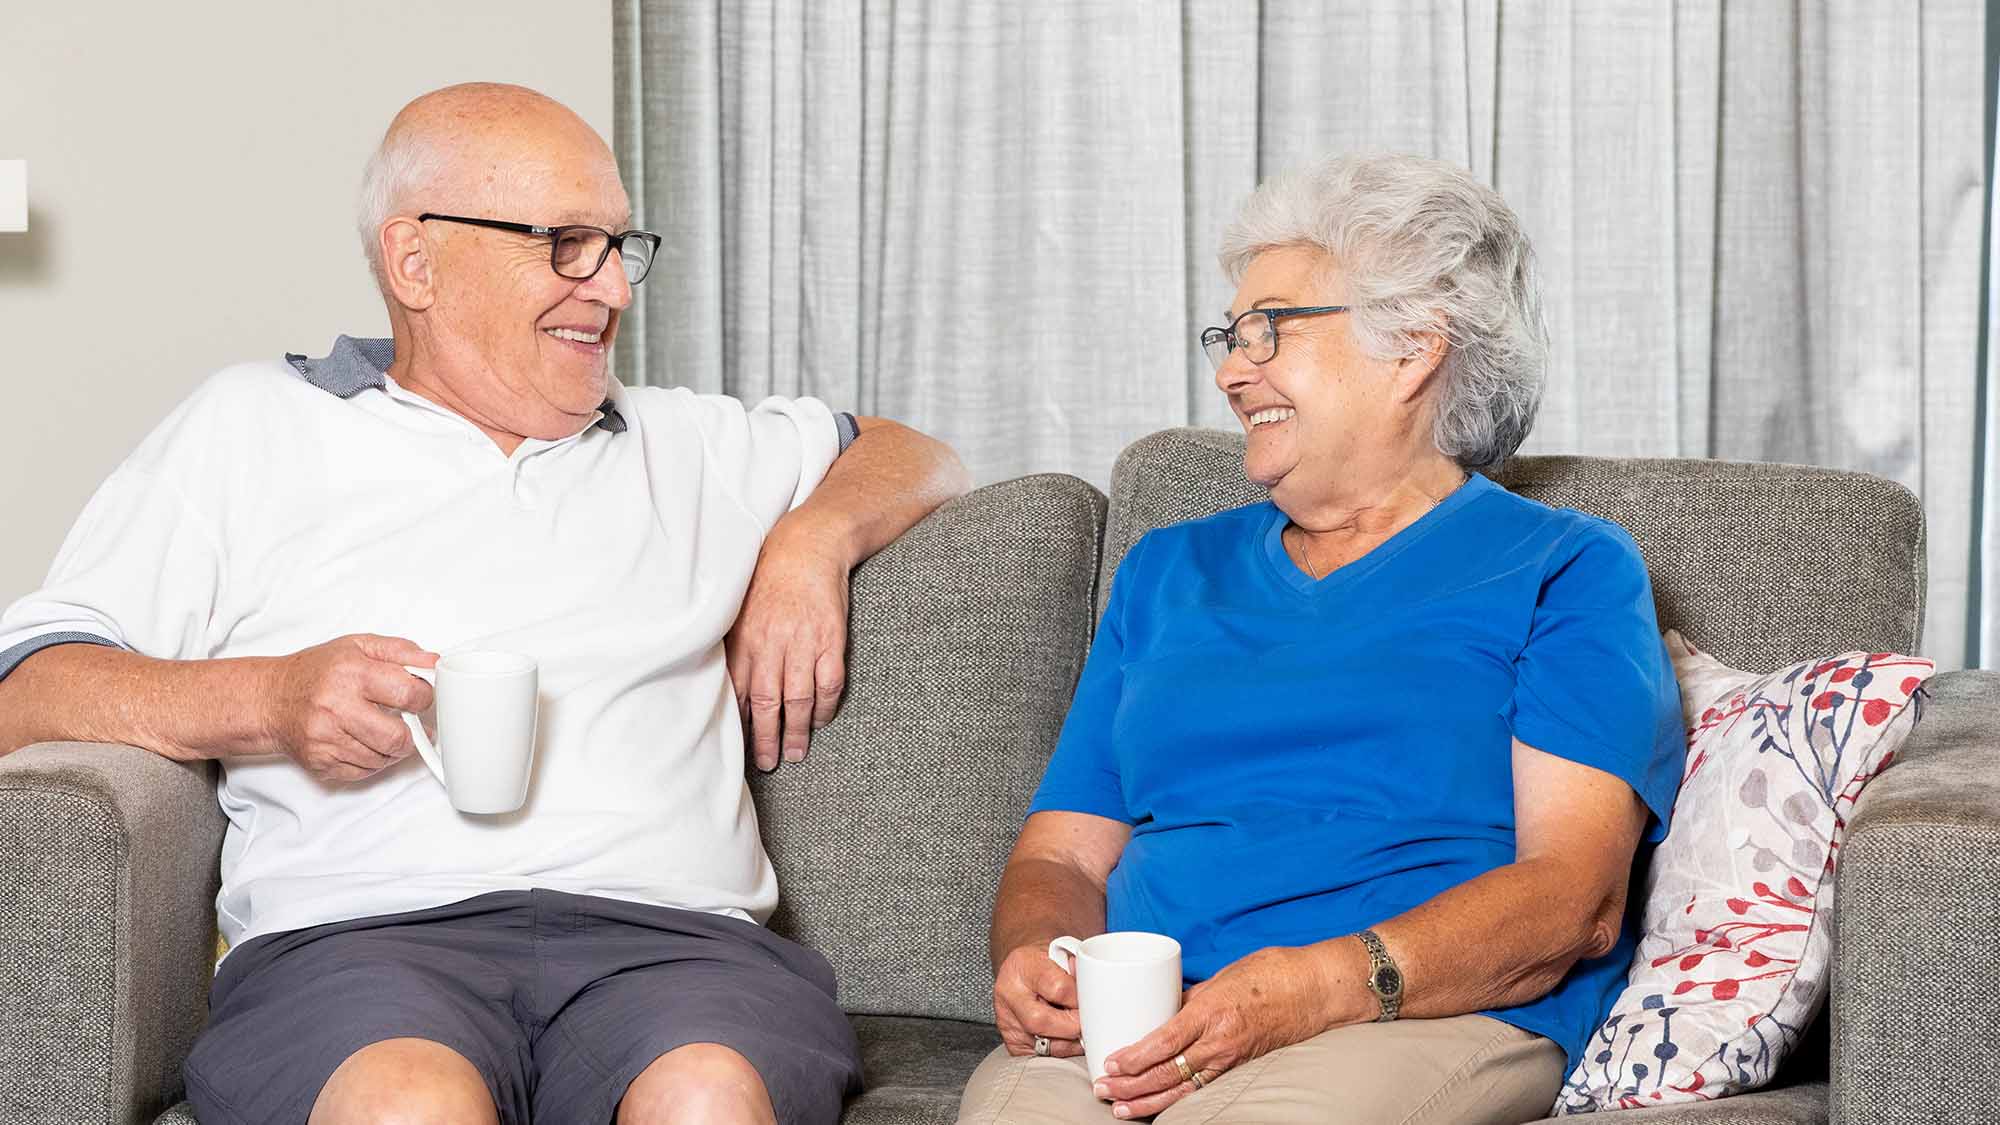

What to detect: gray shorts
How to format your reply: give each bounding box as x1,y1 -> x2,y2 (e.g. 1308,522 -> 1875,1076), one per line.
183,889 -> 862,1125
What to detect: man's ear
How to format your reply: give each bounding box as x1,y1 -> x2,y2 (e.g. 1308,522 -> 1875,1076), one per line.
379,217 -> 436,311
1391,328 -> 1449,403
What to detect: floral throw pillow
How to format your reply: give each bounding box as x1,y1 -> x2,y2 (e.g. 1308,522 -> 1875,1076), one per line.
1552,631 -> 1933,1113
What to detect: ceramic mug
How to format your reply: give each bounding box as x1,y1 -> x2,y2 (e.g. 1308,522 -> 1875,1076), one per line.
1047,931 -> 1183,1081
400,650 -> 539,814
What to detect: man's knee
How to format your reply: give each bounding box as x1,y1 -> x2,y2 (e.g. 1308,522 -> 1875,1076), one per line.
619,1043 -> 777,1125
308,1037 -> 498,1125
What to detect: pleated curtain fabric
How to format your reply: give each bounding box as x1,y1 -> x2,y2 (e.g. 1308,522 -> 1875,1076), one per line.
613,0 -> 1989,669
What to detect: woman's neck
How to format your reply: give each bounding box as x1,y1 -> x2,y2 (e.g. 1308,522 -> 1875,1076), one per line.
1280,458 -> 1468,578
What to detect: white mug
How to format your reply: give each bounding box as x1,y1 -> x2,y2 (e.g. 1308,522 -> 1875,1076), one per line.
400,650 -> 539,814
1047,931 -> 1183,1082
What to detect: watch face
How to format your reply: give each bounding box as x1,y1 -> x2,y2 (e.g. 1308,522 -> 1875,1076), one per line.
1373,963 -> 1403,997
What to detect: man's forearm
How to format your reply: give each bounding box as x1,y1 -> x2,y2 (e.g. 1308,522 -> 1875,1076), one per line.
0,643 -> 277,760
989,857 -> 1110,973
778,418 -> 969,568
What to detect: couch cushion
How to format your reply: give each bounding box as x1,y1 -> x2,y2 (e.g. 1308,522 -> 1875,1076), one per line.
750,474 -> 1106,1023
844,1015 -> 1002,1125
1102,429 -> 1924,673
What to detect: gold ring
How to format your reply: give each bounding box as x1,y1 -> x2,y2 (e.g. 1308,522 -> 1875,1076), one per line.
1191,1068 -> 1211,1090
1174,1054 -> 1195,1084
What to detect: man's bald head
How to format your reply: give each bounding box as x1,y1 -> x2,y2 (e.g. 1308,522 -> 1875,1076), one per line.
357,83 -> 623,291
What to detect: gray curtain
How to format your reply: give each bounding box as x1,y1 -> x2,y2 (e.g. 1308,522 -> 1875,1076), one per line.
614,0 -> 1988,669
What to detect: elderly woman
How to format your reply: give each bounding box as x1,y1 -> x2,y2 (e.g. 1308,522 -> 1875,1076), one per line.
957,153 -> 1682,1125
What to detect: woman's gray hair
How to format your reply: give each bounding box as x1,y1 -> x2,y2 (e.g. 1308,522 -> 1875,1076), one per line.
355,127 -> 451,293
1219,153 -> 1548,472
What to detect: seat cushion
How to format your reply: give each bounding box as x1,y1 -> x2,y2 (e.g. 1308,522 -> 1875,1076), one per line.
844,1015 -> 1003,1124
1534,1080 -> 1828,1124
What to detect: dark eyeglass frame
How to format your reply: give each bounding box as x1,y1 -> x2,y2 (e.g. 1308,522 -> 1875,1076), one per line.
416,212 -> 663,284
1199,305 -> 1350,369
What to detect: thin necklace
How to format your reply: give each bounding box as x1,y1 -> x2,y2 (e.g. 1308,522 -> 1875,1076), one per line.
1292,475 -> 1466,581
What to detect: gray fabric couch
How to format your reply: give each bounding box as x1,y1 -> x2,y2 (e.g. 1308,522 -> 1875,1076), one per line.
2,429 -> 1995,1125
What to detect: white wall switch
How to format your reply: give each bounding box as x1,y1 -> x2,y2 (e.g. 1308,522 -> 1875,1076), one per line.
0,161 -> 26,232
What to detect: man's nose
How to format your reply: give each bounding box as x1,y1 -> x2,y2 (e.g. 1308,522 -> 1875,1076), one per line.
577,252 -> 634,309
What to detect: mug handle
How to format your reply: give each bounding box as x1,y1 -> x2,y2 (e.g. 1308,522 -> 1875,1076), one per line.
400,665 -> 446,786
1047,935 -> 1083,974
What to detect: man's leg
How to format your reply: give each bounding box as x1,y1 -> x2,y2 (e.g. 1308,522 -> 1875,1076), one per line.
616,1043 -> 777,1125
184,895 -> 537,1125
530,892 -> 861,1125
309,1039 -> 499,1125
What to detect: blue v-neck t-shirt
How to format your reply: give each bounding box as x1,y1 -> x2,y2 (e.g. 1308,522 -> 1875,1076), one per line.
1028,472 -> 1683,1070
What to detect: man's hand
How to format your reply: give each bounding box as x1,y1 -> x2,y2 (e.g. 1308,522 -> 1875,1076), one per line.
260,634 -> 438,784
726,528 -> 851,770
993,943 -> 1086,1059
1094,945 -> 1348,1117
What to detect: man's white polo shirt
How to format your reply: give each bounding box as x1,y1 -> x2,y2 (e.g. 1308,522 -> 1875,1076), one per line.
0,337 -> 843,949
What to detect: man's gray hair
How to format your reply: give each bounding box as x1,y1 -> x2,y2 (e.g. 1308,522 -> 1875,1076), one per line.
355,127 -> 451,293
1219,153 -> 1549,472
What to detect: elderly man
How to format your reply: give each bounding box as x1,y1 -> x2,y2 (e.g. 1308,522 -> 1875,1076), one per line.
0,83 -> 965,1125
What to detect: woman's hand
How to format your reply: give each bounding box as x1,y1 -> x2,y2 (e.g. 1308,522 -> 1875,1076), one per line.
993,943 -> 1086,1058
1094,944 -> 1353,1118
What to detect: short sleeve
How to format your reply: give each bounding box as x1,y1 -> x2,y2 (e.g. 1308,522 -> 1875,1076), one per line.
0,467 -> 224,681
1504,521 -> 1683,841
687,393 -> 843,530
1027,537 -> 1147,824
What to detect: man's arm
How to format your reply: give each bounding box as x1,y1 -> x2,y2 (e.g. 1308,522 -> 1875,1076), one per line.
727,416 -> 969,769
0,634 -> 438,782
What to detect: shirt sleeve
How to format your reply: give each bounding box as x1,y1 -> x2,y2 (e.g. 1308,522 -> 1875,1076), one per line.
688,393 -> 844,530
1503,520 -> 1684,842
0,466 -> 225,682
1027,537 -> 1147,824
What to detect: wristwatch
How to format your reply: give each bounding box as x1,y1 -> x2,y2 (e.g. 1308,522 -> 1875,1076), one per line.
1355,929 -> 1403,1022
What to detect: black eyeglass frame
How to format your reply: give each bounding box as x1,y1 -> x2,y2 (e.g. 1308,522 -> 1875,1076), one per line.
416,212 -> 663,284
1199,305 -> 1350,368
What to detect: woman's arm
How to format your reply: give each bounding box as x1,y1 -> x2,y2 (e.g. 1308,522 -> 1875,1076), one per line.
1096,738 -> 1646,1116
987,810 -> 1132,1057
1365,737 -> 1649,1017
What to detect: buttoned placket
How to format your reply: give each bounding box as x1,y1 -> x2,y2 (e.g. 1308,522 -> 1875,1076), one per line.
377,376 -> 604,510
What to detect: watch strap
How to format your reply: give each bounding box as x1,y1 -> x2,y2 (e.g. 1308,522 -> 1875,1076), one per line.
1356,928 -> 1403,1022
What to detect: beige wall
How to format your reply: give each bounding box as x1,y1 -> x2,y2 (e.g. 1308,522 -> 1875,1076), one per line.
0,2 -> 614,604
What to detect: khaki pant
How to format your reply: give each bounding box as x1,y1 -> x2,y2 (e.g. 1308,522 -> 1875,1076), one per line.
956,1014 -> 1563,1125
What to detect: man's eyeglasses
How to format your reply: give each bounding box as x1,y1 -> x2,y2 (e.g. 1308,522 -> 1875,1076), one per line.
417,213 -> 662,285
1199,305 -> 1349,370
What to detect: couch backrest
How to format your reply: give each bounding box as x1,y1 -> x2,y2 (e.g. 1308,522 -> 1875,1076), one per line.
750,473 -> 1106,1023
1102,429 -> 1927,671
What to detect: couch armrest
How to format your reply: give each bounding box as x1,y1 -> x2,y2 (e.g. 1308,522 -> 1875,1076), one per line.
1831,670 -> 2000,1125
0,742 -> 226,1125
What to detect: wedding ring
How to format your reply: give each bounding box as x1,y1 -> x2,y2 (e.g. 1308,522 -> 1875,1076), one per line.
1033,1035 -> 1051,1057
1174,1054 -> 1195,1084
1191,1069 -> 1211,1090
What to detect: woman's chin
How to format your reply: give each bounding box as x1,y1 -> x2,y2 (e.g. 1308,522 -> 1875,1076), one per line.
1241,452 -> 1288,490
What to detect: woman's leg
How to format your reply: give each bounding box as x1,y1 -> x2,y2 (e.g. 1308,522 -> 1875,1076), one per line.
1157,1014 -> 1564,1125
957,1045 -> 1116,1124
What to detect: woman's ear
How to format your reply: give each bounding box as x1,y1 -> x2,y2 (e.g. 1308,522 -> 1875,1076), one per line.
379,216 -> 436,311
1391,328 -> 1449,403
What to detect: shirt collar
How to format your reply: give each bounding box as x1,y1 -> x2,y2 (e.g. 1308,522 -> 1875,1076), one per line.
283,335 -> 627,435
